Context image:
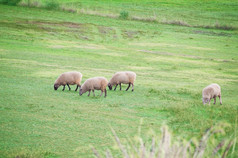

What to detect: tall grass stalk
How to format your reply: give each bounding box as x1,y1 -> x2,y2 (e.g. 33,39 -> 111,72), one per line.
93,123 -> 234,158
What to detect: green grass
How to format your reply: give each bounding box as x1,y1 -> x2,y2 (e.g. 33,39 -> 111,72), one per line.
0,1 -> 238,157
19,0 -> 238,29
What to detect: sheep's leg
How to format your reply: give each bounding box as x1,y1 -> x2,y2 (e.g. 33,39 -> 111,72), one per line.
67,84 -> 71,91
119,83 -> 121,91
126,83 -> 131,91
62,85 -> 65,91
92,90 -> 95,97
100,90 -> 103,96
213,97 -> 216,104
104,89 -> 107,98
131,83 -> 134,92
114,84 -> 118,91
75,85 -> 79,91
88,90 -> 91,96
219,95 -> 222,105
208,99 -> 211,106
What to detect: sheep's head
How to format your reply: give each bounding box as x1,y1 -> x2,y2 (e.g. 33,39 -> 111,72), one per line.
202,97 -> 209,105
108,83 -> 112,90
79,88 -> 83,96
54,84 -> 60,90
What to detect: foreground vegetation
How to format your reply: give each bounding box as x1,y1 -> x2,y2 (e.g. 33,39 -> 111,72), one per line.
94,123 -> 234,158
0,0 -> 237,157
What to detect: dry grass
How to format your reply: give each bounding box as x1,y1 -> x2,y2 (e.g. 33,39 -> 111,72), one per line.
61,6 -> 77,13
93,123 -> 235,158
162,20 -> 190,27
198,24 -> 236,31
79,9 -> 118,18
131,16 -> 157,23
19,0 -> 40,8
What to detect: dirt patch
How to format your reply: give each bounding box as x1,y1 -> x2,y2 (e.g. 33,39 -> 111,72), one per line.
78,35 -> 90,40
38,26 -> 56,32
50,42 -> 106,50
1,21 -> 65,33
139,50 -> 234,63
0,49 -> 6,52
130,42 -> 215,51
6,20 -> 89,33
138,50 -> 201,59
98,26 -> 114,34
0,21 -> 38,31
26,20 -> 84,28
193,30 -> 232,37
122,30 -> 140,38
223,60 -> 230,62
79,9 -> 118,18
139,50 -> 174,56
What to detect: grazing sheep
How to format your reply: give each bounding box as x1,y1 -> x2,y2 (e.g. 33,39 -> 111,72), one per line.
79,77 -> 108,98
54,71 -> 82,91
108,71 -> 136,91
202,83 -> 222,105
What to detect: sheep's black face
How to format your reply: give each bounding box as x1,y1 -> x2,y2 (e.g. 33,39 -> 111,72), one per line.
54,84 -> 59,90
108,83 -> 112,90
79,89 -> 83,96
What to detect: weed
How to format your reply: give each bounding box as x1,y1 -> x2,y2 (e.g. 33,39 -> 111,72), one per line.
0,0 -> 21,6
119,11 -> 129,20
44,0 -> 60,10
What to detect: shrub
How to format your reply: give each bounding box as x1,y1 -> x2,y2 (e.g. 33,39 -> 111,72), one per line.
0,0 -> 21,6
44,0 -> 60,10
119,11 -> 129,19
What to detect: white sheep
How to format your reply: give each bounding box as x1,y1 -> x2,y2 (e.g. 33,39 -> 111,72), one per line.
108,71 -> 136,91
202,83 -> 222,105
54,71 -> 82,91
79,77 -> 108,97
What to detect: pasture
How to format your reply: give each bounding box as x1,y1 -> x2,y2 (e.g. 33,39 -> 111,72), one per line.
0,0 -> 238,157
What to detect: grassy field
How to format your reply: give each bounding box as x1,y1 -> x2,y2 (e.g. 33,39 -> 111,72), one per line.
0,0 -> 238,157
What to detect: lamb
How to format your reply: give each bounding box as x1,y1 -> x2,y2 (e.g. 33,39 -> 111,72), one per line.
79,77 -> 108,98
108,71 -> 136,91
54,71 -> 82,91
202,83 -> 222,105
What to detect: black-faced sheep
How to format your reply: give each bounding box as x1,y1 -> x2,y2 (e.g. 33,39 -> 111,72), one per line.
202,83 -> 222,105
79,77 -> 108,98
54,71 -> 82,91
108,71 -> 136,91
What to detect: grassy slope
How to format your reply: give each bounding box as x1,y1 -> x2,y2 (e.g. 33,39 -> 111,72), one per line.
0,1 -> 238,157
20,0 -> 238,27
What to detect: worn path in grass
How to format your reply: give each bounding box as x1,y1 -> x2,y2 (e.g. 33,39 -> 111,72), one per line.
0,3 -> 238,158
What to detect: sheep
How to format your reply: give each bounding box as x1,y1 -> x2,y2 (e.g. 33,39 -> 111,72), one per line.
202,83 -> 222,105
108,71 -> 136,91
54,71 -> 82,91
79,77 -> 108,98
